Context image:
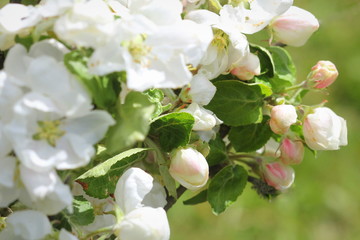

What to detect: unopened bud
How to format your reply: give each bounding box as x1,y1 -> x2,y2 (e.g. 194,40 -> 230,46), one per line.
169,148 -> 209,191
280,138 -> 304,165
269,105 -> 297,135
270,6 -> 319,47
263,162 -> 295,191
231,53 -> 261,81
307,61 -> 338,89
303,107 -> 347,150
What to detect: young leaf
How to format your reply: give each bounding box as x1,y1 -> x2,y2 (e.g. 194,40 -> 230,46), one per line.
250,44 -> 275,77
68,196 -> 95,226
206,135 -> 228,166
183,190 -> 207,205
229,116 -> 272,152
205,80 -> 264,126
143,89 -> 171,118
208,165 -> 248,215
150,112 -> 194,152
76,148 -> 147,199
106,92 -> 155,155
267,46 -> 297,93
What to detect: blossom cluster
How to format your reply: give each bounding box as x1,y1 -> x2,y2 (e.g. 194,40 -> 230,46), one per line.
0,0 -> 347,239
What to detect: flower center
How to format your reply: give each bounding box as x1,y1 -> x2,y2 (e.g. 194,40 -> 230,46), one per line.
122,34 -> 152,66
211,29 -> 229,51
33,120 -> 65,147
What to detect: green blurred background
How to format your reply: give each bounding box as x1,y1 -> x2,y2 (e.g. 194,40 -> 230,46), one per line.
169,1 -> 360,240
1,0 -> 359,239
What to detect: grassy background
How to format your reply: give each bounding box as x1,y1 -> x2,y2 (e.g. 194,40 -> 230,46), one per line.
168,1 -> 360,239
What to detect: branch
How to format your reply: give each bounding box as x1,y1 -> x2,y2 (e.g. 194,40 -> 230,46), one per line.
164,186 -> 186,211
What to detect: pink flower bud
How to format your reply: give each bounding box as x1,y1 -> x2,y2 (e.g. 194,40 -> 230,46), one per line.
231,53 -> 261,81
303,107 -> 347,150
169,148 -> 209,191
307,60 -> 338,89
280,138 -> 304,165
269,105 -> 297,135
263,162 -> 295,191
271,6 -> 319,47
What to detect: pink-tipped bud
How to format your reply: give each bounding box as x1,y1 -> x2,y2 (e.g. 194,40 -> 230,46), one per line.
280,138 -> 304,165
263,162 -> 295,191
169,148 -> 209,191
231,53 -> 261,81
270,6 -> 319,47
303,107 -> 347,151
269,105 -> 297,135
307,61 -> 338,89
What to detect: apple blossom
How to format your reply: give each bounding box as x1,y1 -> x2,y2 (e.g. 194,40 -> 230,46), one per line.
269,104 -> 297,134
263,161 -> 295,191
231,52 -> 261,80
54,0 -> 116,48
307,60 -> 339,89
114,168 -> 167,214
0,210 -> 52,240
181,103 -> 219,131
115,207 -> 170,240
303,107 -> 347,150
270,6 -> 320,47
280,138 -> 304,165
114,168 -> 169,240
219,0 -> 293,35
169,148 -> 209,191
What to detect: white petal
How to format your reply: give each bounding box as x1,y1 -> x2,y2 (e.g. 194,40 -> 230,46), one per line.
2,210 -> 52,240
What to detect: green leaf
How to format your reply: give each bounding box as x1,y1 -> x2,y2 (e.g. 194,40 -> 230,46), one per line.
208,165 -> 248,215
248,82 -> 273,97
250,44 -> 275,77
205,80 -> 264,126
150,112 -> 194,152
206,135 -> 228,166
68,196 -> 95,226
183,190 -> 207,205
76,148 -> 147,199
267,46 -> 296,93
64,50 -> 121,112
144,89 -> 171,118
229,116 -> 272,152
15,35 -> 33,50
106,92 -> 155,155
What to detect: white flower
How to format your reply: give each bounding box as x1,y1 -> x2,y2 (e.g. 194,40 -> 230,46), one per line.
115,207 -> 170,240
181,103 -> 219,131
303,107 -> 347,150
270,6 -> 319,47
113,168 -> 170,240
0,210 -> 52,240
188,74 -> 216,106
54,0 -> 116,47
38,0 -> 74,18
0,156 -> 19,207
19,165 -> 73,215
0,4 -> 41,50
89,16 -> 212,91
3,41 -> 115,172
114,167 -> 166,214
186,10 -> 250,79
230,52 -> 261,81
219,0 -> 293,35
169,147 -> 209,191
269,104 -> 297,134
110,0 -> 183,26
59,229 -> 79,240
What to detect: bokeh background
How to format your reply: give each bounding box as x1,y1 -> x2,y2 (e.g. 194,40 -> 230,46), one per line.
169,1 -> 360,239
